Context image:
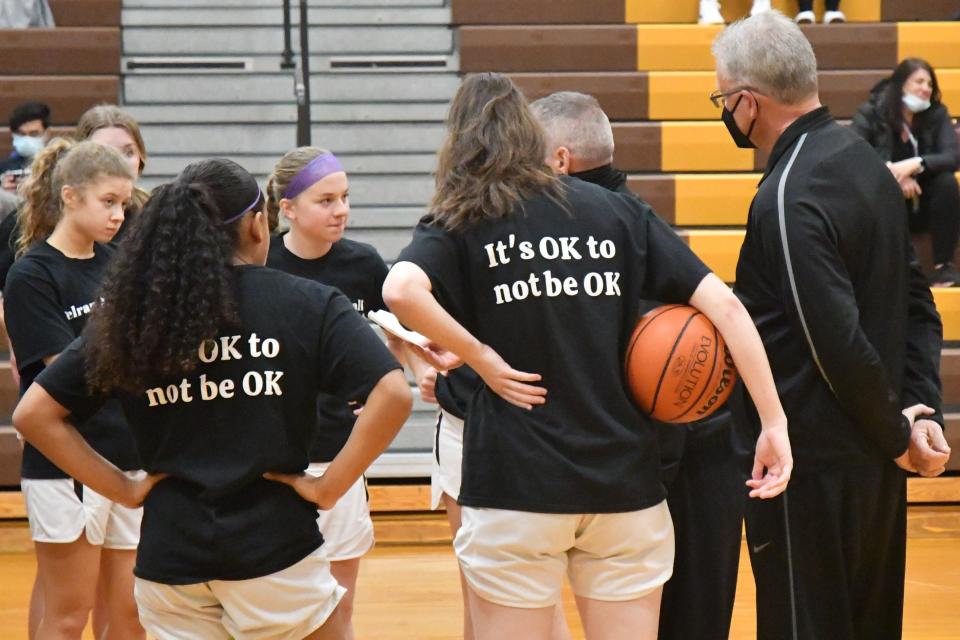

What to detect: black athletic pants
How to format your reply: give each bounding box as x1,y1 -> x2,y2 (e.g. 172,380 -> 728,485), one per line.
909,170 -> 960,266
745,462 -> 907,640
658,417 -> 749,640
798,0 -> 840,11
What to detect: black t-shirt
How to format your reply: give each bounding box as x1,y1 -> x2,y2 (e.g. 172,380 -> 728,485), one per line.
35,266 -> 400,584
0,210 -> 18,290
396,176 -> 711,513
266,233 -> 390,461
3,242 -> 139,478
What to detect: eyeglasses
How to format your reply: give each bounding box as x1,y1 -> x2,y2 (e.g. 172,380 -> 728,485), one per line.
709,87 -> 756,108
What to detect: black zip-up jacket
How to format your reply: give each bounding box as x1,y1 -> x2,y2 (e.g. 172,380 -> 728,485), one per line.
850,79 -> 959,173
733,107 -> 943,465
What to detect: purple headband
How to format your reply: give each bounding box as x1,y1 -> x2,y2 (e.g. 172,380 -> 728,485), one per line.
222,186 -> 262,225
282,153 -> 345,200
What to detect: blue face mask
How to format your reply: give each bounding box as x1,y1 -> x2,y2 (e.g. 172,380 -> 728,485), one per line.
12,134 -> 45,158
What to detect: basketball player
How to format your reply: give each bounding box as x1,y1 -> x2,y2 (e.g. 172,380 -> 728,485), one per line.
265,146 -> 409,640
4,140 -> 144,639
13,158 -> 412,640
384,72 -> 792,640
530,90 -> 750,640
713,12 -> 950,639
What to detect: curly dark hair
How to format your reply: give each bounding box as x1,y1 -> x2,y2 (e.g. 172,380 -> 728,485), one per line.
84,158 -> 264,393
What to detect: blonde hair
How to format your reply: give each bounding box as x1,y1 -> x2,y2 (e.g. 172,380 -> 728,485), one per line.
16,139 -> 135,257
432,73 -> 562,230
76,104 -> 149,212
264,146 -> 331,231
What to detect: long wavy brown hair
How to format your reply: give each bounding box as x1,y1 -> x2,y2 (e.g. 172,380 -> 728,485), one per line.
84,159 -> 263,393
431,73 -> 563,230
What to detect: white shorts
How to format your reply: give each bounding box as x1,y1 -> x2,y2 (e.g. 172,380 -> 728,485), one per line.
430,410 -> 464,510
454,501 -> 674,608
307,462 -> 374,561
135,546 -> 345,640
21,473 -> 144,549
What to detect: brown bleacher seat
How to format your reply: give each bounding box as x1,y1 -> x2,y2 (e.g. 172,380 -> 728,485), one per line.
0,430 -> 21,486
511,71 -> 898,121
0,76 -> 119,125
452,0 -> 625,25
882,0 -> 960,22
48,0 -> 121,27
512,72 -> 650,120
460,26 -> 637,73
0,28 -> 119,75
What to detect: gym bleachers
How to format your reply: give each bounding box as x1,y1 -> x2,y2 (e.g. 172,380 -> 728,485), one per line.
453,0 -> 960,481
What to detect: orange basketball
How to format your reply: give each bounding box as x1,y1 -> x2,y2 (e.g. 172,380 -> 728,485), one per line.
625,304 -> 738,424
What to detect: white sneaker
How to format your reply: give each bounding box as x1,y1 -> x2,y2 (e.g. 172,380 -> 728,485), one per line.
823,10 -> 846,23
795,10 -> 815,23
699,0 -> 725,25
750,0 -> 772,16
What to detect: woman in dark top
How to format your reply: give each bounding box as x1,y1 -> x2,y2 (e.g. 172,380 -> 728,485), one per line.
13,158 -> 412,640
264,146 -> 407,640
4,139 -> 143,639
851,58 -> 960,286
384,72 -> 792,640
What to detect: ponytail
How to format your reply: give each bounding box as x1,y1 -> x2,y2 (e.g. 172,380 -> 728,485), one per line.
16,138 -> 75,257
85,159 -> 262,393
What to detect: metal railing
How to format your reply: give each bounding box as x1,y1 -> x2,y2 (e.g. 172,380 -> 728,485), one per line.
281,0 -> 312,146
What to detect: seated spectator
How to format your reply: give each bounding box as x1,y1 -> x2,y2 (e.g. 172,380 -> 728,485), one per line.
852,58 -> 960,286
0,0 -> 53,27
795,0 -> 844,23
699,0 -> 770,24
0,101 -> 51,194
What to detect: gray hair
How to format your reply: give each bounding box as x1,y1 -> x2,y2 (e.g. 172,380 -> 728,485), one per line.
529,91 -> 615,168
712,10 -> 818,105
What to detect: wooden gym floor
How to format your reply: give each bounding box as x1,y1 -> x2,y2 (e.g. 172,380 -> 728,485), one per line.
1,508 -> 959,639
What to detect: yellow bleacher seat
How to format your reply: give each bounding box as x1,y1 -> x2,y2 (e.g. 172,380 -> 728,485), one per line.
661,122 -> 755,172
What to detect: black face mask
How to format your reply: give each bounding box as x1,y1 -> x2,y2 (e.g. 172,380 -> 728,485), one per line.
721,94 -> 757,149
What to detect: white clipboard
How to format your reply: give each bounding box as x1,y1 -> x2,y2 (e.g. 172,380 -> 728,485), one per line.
367,310 -> 431,349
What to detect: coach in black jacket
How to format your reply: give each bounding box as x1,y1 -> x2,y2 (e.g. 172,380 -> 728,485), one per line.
712,12 -> 951,640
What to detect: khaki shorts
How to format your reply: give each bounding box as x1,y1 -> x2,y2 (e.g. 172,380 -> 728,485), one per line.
455,501 -> 674,608
307,462 -> 375,561
135,546 -> 345,640
21,474 -> 143,548
430,410 -> 464,510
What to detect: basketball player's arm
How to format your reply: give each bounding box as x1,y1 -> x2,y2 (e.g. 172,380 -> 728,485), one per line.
13,383 -> 164,508
688,273 -> 792,499
267,369 -> 412,509
383,261 -> 547,410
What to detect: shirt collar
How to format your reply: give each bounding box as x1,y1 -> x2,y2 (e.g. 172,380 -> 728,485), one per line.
759,106 -> 833,185
569,163 -> 628,193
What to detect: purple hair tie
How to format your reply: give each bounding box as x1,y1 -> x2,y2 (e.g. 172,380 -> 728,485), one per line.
223,186 -> 262,225
282,153 -> 345,200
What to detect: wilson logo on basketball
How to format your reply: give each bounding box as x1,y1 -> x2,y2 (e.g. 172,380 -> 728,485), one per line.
625,304 -> 738,424
695,347 -> 736,416
673,336 -> 713,408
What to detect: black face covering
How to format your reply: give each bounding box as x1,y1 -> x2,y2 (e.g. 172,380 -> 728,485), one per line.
721,94 -> 757,149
